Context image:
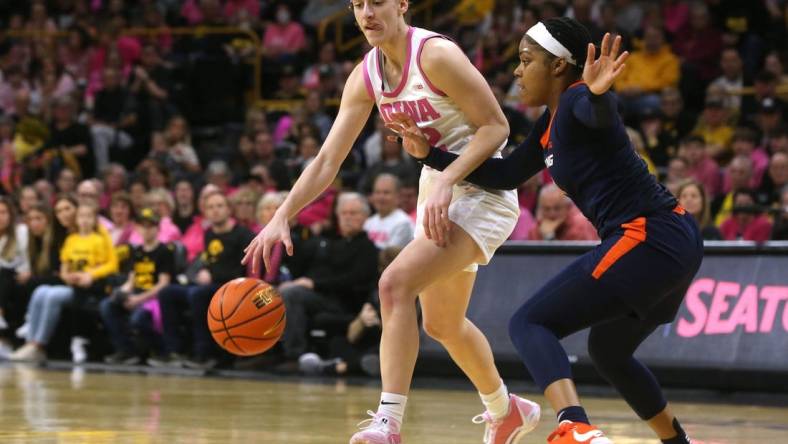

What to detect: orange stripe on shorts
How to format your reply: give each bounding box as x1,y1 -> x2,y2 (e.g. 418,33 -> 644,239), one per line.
591,217 -> 646,280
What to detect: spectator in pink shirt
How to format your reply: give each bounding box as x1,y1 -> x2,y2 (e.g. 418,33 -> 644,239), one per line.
0,66 -> 30,116
181,184 -> 219,262
720,189 -> 772,241
508,206 -> 537,241
673,2 -> 722,83
527,184 -> 599,241
58,25 -> 93,86
297,187 -> 337,235
224,0 -> 260,22
681,135 -> 722,198
661,0 -> 689,36
180,0 -> 204,25
724,128 -> 769,192
263,4 -> 306,62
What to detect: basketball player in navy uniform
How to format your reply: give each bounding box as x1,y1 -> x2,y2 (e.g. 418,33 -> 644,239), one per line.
389,18 -> 703,444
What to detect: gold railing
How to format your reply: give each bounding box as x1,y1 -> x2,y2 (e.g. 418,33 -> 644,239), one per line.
3,27 -> 263,106
317,0 -> 438,54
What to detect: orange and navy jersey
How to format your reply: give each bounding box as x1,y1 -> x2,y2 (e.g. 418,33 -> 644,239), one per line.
60,229 -> 118,279
422,83 -> 678,239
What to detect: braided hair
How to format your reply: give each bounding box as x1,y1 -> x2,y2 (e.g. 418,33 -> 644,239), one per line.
525,17 -> 592,77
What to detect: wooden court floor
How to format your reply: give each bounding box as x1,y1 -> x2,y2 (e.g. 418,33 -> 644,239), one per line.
0,364 -> 786,443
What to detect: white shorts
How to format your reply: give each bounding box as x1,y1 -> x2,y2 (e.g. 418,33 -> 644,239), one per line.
415,168 -> 519,272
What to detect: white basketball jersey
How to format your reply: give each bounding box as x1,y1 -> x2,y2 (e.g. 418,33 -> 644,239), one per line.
362,27 -> 502,157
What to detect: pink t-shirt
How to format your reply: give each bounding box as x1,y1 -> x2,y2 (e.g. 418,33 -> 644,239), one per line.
688,156 -> 722,198
720,214 -> 773,242
508,206 -> 536,241
182,216 -> 209,262
180,0 -> 203,25
662,2 -> 689,35
263,23 -> 306,55
296,188 -> 337,228
527,207 -> 599,241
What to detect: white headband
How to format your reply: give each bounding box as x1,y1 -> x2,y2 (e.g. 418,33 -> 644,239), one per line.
525,22 -> 577,66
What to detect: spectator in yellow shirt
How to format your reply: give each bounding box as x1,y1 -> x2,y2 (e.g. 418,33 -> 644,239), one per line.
435,0 -> 495,41
615,25 -> 680,113
692,97 -> 734,161
9,203 -> 117,363
451,0 -> 495,26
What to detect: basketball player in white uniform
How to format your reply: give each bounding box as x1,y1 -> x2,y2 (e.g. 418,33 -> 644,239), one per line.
243,2 -> 540,443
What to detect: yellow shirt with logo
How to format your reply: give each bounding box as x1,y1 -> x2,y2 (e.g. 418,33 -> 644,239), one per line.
60,229 -> 118,279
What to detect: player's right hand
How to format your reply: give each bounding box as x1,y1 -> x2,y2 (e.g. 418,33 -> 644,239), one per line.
242,213 -> 293,275
385,112 -> 430,159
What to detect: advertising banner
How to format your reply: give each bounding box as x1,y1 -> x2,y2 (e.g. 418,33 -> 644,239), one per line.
419,245 -> 788,373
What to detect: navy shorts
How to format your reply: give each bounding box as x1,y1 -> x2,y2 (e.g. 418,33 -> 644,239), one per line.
524,206 -> 704,336
586,206 -> 704,323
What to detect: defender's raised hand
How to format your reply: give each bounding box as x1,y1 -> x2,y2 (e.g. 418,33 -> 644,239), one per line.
583,33 -> 629,95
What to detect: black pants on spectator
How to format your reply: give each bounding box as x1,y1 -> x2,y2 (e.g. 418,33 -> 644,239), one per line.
0,268 -> 28,339
279,285 -> 345,360
158,284 -> 219,358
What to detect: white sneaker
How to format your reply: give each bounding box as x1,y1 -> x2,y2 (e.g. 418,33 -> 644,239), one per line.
0,341 -> 12,360
9,343 -> 45,362
70,336 -> 89,364
0,314 -> 8,330
298,352 -> 342,375
15,322 -> 29,339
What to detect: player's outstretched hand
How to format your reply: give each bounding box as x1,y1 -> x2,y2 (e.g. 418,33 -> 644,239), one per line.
583,33 -> 629,96
385,112 -> 430,159
242,214 -> 293,274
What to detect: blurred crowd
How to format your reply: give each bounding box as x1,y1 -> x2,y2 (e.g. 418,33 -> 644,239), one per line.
0,0 -> 785,374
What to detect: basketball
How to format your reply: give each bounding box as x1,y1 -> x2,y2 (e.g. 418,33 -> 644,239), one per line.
207,278 -> 286,356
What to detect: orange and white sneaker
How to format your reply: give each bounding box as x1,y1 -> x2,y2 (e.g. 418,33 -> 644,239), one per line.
349,410 -> 402,444
472,394 -> 541,444
547,421 -> 612,443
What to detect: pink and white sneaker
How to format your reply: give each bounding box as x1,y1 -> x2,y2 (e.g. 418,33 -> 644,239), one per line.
472,395 -> 541,444
349,410 -> 402,444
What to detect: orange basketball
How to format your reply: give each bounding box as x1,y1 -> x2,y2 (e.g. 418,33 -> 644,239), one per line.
208,278 -> 286,356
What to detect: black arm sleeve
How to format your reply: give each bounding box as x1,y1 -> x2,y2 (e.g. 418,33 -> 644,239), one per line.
420,128 -> 545,190
571,91 -> 619,129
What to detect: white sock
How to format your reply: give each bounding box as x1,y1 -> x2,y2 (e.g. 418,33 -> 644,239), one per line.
377,392 -> 407,427
480,381 -> 510,420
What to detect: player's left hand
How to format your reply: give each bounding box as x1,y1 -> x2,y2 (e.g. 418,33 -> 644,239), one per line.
423,177 -> 452,247
583,33 -> 629,96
